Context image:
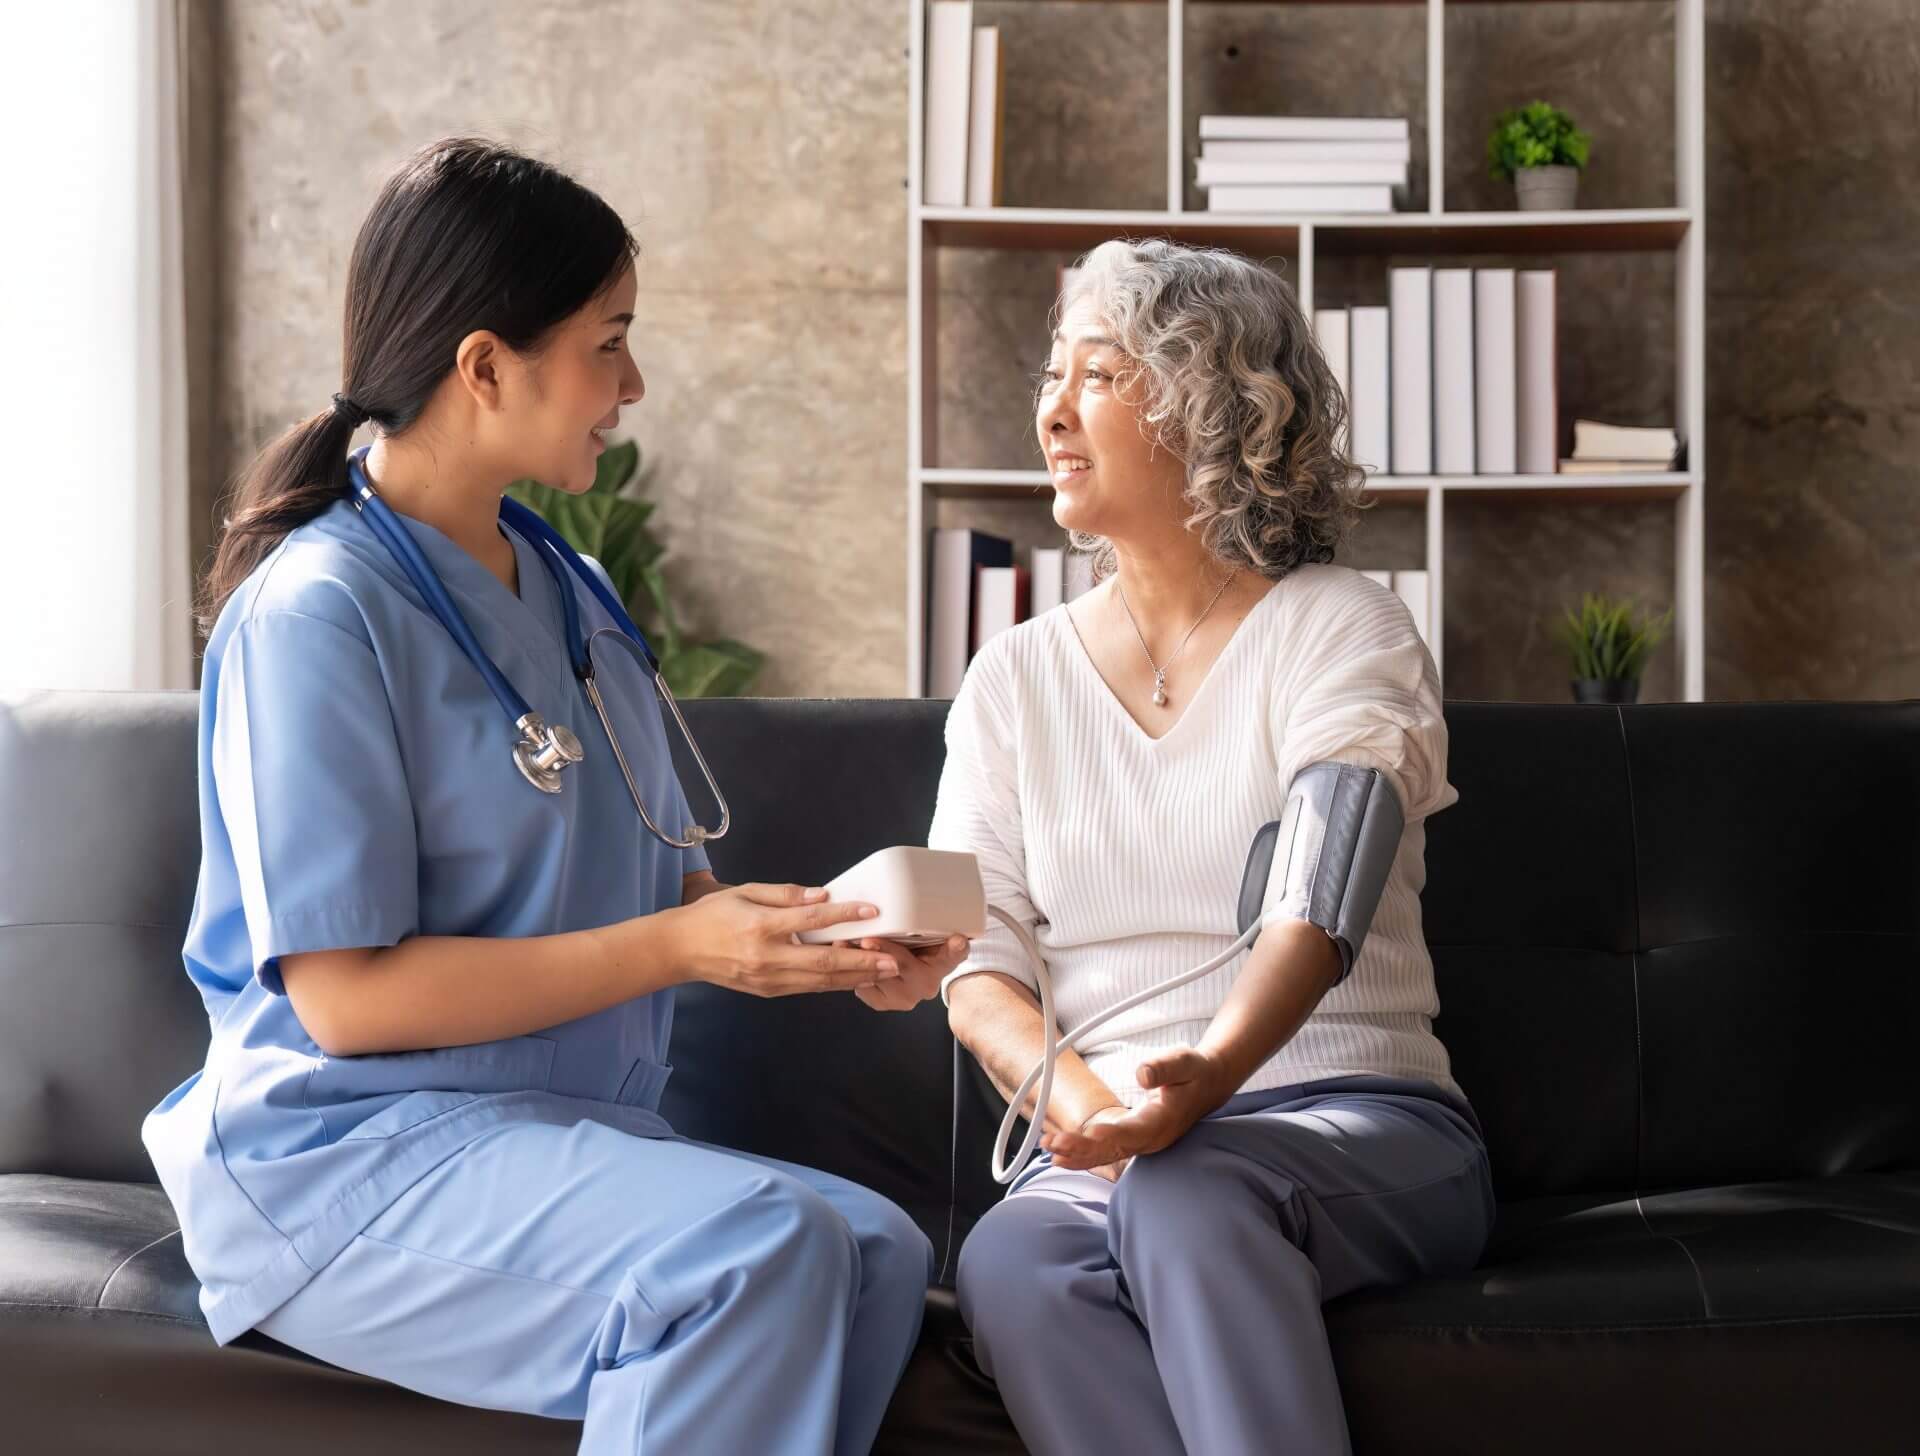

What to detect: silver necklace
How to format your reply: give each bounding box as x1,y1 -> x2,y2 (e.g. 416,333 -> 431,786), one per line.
1115,569 -> 1236,708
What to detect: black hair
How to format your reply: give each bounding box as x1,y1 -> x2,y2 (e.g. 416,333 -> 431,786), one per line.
196,136 -> 636,633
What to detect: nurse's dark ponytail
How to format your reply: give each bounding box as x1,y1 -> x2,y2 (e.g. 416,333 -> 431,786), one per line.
196,136 -> 637,636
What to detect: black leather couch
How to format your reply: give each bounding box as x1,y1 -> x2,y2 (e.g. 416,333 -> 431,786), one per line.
3,690 -> 1917,1454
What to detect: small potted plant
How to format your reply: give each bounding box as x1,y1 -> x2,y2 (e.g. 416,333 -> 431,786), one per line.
1553,592 -> 1672,704
1488,101 -> 1592,211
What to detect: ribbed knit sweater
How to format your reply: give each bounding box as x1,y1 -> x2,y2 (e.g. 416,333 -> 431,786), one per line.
930,563 -> 1466,1108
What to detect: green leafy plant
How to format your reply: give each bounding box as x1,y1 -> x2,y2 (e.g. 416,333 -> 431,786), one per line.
1553,592 -> 1672,682
507,441 -> 764,698
1488,101 -> 1593,183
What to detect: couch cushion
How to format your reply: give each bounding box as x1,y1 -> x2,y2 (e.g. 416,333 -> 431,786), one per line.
0,693 -> 209,1183
0,1173 -> 1020,1456
1326,1169 -> 1920,1453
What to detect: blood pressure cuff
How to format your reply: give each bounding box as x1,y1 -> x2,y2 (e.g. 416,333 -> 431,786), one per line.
1236,760 -> 1404,985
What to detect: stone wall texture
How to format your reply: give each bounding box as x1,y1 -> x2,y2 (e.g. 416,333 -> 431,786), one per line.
191,1 -> 1919,701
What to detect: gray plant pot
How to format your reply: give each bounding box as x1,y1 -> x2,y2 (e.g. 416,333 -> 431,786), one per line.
1515,164 -> 1580,211
1571,676 -> 1639,704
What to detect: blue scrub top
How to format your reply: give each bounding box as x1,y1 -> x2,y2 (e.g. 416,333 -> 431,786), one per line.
143,495 -> 711,1343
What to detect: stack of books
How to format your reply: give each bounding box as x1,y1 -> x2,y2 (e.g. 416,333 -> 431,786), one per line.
924,1 -> 1005,208
1561,420 -> 1683,474
1196,116 -> 1409,215
1358,569 -> 1433,652
1315,267 -> 1560,478
926,531 -> 1093,697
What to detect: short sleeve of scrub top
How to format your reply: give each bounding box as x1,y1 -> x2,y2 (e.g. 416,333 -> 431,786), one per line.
213,610 -> 420,995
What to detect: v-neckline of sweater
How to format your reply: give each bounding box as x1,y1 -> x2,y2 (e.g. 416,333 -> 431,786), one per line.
1059,579 -> 1279,748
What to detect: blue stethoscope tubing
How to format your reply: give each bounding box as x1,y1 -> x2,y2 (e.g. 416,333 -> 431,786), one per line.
343,445 -> 728,850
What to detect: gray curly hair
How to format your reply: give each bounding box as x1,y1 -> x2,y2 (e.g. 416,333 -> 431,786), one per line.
1052,238 -> 1369,581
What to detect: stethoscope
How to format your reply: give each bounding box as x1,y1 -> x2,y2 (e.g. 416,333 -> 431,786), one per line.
344,445 -> 729,850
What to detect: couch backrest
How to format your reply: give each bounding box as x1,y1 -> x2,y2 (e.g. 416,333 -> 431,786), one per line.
5,692 -> 1917,1235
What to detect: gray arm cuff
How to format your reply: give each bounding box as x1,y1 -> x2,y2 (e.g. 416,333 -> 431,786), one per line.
1236,760 -> 1405,983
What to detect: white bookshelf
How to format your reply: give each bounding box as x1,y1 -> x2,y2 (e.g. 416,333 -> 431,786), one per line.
906,0 -> 1707,701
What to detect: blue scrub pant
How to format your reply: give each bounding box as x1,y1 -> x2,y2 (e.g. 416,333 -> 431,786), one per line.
256,1116 -> 934,1455
956,1075 -> 1494,1456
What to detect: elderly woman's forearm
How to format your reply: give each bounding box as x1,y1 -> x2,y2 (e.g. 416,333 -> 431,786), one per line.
1199,918 -> 1346,1089
947,972 -> 1122,1132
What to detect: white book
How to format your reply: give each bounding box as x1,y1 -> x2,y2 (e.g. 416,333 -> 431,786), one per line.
927,526 -> 1010,697
1390,267 -> 1432,476
1571,419 -> 1678,462
1558,459 -> 1676,476
1359,569 -> 1394,589
1315,309 -> 1350,452
1195,158 -> 1408,188
1516,270 -> 1559,475
1207,184 -> 1394,214
1200,116 -> 1409,142
1200,138 -> 1412,165
1473,269 -> 1517,475
1349,306 -> 1390,477
964,25 -> 1003,208
923,2 -> 973,208
974,566 -> 1026,652
1391,569 -> 1431,649
1030,547 -> 1064,615
1064,549 -> 1095,603
1432,269 -> 1476,475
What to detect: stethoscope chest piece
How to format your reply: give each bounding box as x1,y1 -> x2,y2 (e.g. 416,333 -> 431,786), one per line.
513,712 -> 586,794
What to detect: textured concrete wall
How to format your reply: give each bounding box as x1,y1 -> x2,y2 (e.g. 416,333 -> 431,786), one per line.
203,0 -> 907,696
203,0 -> 1919,702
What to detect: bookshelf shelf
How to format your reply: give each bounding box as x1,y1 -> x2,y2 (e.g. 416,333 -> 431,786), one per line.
907,0 -> 1707,700
922,206 -> 1690,257
920,467 -> 1692,506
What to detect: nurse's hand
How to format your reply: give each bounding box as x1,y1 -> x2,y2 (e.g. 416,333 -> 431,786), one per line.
666,883 -> 904,997
847,935 -> 970,1012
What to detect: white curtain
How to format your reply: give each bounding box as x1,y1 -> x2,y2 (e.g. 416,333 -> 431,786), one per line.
0,0 -> 193,694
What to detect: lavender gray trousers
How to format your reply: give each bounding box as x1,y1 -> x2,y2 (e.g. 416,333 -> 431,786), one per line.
956,1074 -> 1495,1456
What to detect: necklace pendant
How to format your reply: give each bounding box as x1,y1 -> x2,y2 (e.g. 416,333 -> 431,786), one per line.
1152,672 -> 1169,707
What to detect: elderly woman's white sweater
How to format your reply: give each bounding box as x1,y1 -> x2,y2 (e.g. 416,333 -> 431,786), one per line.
932,563 -> 1465,1108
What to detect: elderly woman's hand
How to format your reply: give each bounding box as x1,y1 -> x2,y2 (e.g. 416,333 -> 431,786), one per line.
1039,1047 -> 1234,1171
847,934 -> 970,1011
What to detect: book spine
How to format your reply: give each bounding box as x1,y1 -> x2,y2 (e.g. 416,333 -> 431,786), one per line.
1315,309 -> 1351,454
1432,269 -> 1476,475
965,26 -> 1000,208
1199,138 -> 1413,165
1516,269 -> 1558,475
1030,548 -> 1065,614
1390,267 -> 1432,476
1195,158 -> 1408,187
1199,116 -> 1410,142
1474,269 -> 1517,475
1206,183 -> 1394,213
1349,307 -> 1391,477
923,2 -> 973,208
1392,569 -> 1432,650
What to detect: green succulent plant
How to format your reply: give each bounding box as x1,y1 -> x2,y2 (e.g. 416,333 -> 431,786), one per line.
1488,101 -> 1592,183
1553,592 -> 1672,683
506,440 -> 764,698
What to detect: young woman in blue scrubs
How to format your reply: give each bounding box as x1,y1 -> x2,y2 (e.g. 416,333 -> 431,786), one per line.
143,136 -> 962,1456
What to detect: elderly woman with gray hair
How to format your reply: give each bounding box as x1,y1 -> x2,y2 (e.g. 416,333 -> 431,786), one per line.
915,239 -> 1495,1454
